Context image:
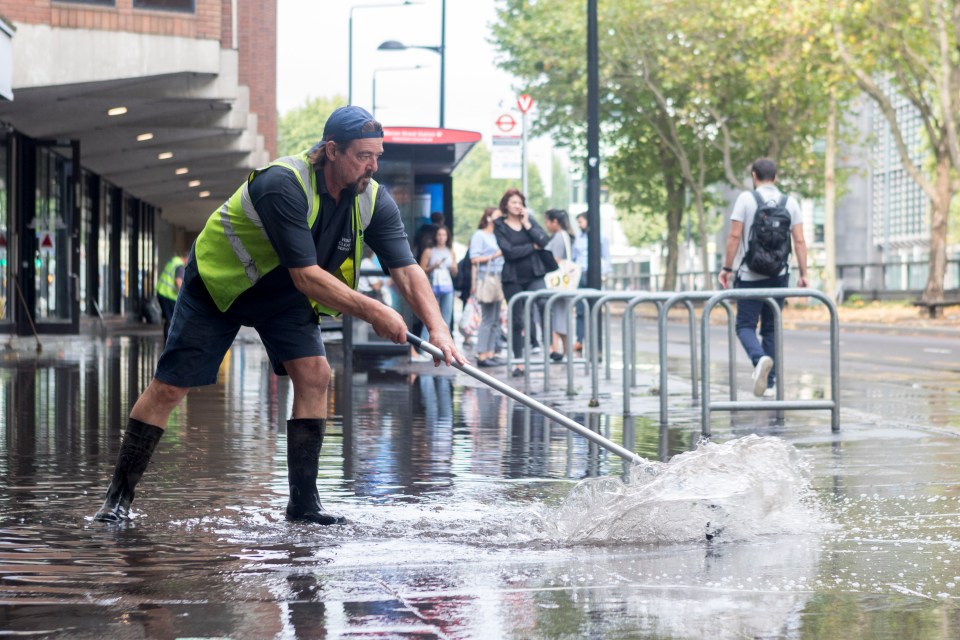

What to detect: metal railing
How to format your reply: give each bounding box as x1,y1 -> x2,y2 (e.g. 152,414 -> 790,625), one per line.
699,288 -> 841,437
503,284 -> 841,437
654,292 -> 736,424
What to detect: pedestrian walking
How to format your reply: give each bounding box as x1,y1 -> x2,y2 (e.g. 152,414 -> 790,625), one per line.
93,105 -> 464,526
718,157 -> 808,397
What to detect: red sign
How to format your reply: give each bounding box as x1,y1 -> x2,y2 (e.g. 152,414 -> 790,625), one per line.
517,94 -> 534,114
0,232 -> 6,248
382,127 -> 481,145
495,113 -> 517,133
40,233 -> 53,249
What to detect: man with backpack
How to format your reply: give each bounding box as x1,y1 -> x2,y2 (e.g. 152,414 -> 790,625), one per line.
718,158 -> 807,398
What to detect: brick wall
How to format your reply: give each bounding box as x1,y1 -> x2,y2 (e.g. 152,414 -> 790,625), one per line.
0,0 -> 222,39
0,0 -> 278,155
236,0 -> 277,156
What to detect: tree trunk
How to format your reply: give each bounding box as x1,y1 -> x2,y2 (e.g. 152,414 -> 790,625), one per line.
921,152 -> 953,311
663,182 -> 685,291
693,188 -> 711,289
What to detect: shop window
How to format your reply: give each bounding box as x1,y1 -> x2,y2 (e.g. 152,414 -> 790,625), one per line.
133,0 -> 194,12
34,147 -> 74,324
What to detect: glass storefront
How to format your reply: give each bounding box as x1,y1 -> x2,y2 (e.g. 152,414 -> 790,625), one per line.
0,131 -> 9,326
34,146 -> 74,324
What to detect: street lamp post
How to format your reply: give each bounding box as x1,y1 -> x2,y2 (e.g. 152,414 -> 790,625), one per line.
376,0 -> 446,127
372,65 -> 424,120
348,1 -> 418,106
377,40 -> 444,127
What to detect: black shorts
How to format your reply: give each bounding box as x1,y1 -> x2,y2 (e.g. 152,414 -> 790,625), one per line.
155,260 -> 326,387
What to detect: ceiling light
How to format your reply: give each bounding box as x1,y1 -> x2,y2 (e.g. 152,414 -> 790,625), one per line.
175,167 -> 189,175
107,106 -> 128,116
158,152 -> 173,160
137,133 -> 154,142
198,190 -> 211,198
188,180 -> 201,188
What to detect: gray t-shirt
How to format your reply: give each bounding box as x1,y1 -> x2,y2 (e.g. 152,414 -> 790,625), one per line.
730,184 -> 803,281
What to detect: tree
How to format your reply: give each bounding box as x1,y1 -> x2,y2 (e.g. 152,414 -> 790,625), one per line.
278,95 -> 346,156
493,0 -> 833,290
832,0 -> 960,308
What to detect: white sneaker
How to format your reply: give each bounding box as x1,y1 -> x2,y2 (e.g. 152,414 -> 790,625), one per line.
752,356 -> 773,397
762,385 -> 776,399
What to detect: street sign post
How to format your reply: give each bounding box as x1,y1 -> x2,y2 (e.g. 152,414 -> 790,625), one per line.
490,110 -> 522,180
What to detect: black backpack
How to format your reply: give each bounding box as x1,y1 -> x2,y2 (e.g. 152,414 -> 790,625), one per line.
743,191 -> 792,277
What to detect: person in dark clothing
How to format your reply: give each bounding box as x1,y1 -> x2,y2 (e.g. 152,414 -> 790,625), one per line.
493,188 -> 550,377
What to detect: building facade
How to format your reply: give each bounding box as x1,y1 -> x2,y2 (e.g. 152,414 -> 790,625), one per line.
0,0 -> 275,334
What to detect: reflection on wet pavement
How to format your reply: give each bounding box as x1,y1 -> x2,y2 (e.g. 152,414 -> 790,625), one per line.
0,335 -> 958,639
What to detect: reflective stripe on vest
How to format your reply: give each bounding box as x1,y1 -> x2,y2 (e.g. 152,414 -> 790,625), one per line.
194,150 -> 378,318
156,256 -> 184,301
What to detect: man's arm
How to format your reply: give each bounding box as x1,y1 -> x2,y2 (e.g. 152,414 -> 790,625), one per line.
288,265 -> 409,343
791,223 -> 808,287
718,220 -> 743,289
389,264 -> 465,365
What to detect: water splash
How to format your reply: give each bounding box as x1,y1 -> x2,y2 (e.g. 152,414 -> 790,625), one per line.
511,435 -> 824,545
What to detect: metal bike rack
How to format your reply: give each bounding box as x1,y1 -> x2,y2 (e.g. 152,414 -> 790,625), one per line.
700,288 -> 841,436
561,289 -> 607,395
581,291 -> 666,407
655,292 -> 736,425
617,292 -> 679,413
506,290 -> 544,385
542,289 -> 594,392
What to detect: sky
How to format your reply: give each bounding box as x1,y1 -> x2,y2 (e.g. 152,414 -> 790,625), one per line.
276,0 -> 523,138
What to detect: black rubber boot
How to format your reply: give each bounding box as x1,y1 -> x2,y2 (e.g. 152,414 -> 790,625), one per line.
94,418 -> 164,522
285,418 -> 346,525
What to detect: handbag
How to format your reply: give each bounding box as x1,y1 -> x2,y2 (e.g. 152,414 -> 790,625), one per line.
537,248 -> 560,273
476,271 -> 503,303
458,296 -> 482,338
544,233 -> 582,290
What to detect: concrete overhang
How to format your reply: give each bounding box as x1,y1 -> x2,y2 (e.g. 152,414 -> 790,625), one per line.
0,24 -> 269,230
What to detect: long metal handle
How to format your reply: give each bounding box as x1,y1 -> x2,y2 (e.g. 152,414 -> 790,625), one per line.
407,332 -> 642,464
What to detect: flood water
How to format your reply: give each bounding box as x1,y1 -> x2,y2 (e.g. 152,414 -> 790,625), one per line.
1,332 -> 959,639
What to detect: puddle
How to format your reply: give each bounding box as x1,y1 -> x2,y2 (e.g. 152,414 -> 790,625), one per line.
0,336 -> 959,639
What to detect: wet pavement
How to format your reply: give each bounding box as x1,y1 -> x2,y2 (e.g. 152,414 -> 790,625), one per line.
0,318 -> 959,639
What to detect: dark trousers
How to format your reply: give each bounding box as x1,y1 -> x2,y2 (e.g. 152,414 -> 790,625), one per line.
503,277 -> 546,358
574,276 -> 601,350
734,273 -> 789,387
158,295 -> 177,344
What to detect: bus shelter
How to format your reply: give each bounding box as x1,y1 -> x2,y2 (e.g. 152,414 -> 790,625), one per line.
341,126 -> 480,357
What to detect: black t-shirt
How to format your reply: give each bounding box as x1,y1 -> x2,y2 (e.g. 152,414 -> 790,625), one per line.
222,164 -> 415,317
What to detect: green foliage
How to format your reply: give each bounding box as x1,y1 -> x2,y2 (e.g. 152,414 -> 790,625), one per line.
278,95 -> 347,156
451,141 -> 546,245
491,0 -> 841,280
